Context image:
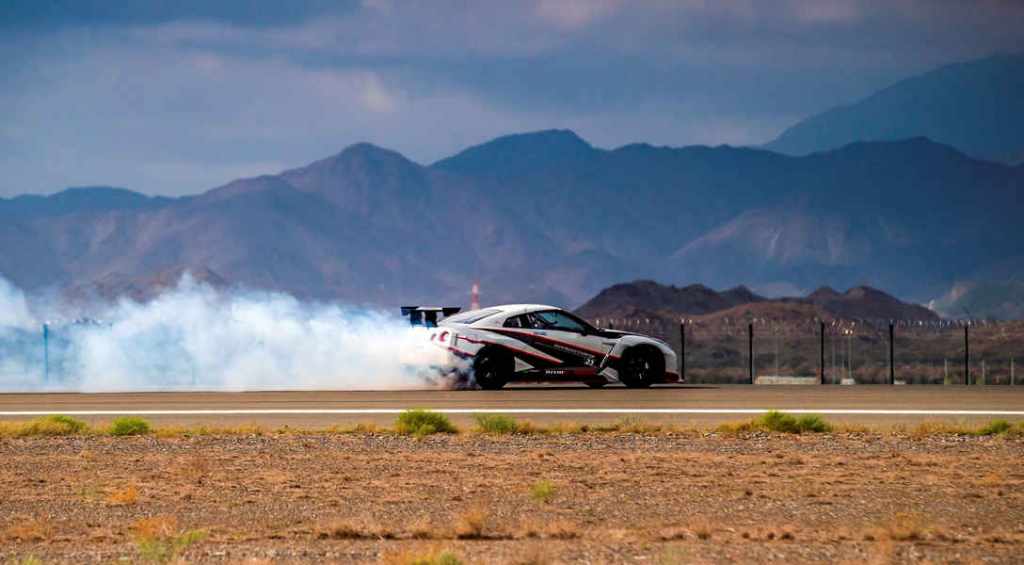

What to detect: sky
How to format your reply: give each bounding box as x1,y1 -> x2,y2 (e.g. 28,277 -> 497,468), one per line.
2,0 -> 1023,197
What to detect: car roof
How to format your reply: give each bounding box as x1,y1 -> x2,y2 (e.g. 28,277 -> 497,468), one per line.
441,304 -> 562,326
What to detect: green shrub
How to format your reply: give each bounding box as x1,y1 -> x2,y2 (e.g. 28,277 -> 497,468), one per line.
473,414 -> 518,434
137,529 -> 206,563
530,480 -> 556,504
109,417 -> 152,437
401,550 -> 463,565
395,410 -> 457,436
977,419 -> 1012,436
18,414 -> 89,436
755,411 -> 832,434
793,414 -> 832,433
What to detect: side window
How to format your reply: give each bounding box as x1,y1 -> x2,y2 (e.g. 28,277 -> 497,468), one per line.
503,315 -> 523,328
533,310 -> 585,333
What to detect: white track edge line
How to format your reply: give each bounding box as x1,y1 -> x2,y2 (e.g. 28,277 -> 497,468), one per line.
1,408 -> 1023,416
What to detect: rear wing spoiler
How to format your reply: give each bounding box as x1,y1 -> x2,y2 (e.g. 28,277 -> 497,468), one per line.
401,306 -> 461,327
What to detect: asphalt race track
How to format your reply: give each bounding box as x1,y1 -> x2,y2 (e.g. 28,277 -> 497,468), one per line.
1,385 -> 1023,428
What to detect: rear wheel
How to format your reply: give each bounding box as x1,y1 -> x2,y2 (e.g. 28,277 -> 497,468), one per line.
473,348 -> 512,390
619,347 -> 663,389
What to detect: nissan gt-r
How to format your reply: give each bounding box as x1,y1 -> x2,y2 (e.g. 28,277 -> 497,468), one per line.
416,304 -> 680,390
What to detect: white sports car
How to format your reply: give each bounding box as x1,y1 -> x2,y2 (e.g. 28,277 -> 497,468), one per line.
417,304 -> 680,390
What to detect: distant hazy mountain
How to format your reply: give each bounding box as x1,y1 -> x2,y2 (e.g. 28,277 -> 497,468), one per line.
577,280 -> 938,323
766,54 -> 1024,163
1,129 -> 1022,312
930,280 -> 1024,321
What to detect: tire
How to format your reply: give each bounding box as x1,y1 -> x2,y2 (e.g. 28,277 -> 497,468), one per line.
619,346 -> 663,389
473,348 -> 511,390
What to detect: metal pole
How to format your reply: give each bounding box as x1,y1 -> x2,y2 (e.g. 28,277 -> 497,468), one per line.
748,323 -> 754,384
43,323 -> 49,384
679,321 -> 686,383
889,323 -> 895,385
964,325 -> 970,386
819,322 -> 825,385
847,332 -> 852,384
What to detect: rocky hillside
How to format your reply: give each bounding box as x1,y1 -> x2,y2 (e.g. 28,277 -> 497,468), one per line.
577,280 -> 939,324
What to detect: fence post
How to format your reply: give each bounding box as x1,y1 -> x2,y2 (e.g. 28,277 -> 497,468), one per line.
964,325 -> 970,386
889,322 -> 895,385
42,323 -> 49,384
679,321 -> 686,384
819,322 -> 825,385
748,322 -> 754,384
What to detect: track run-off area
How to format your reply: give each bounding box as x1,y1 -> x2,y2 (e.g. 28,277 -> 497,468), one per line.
1,385 -> 1023,427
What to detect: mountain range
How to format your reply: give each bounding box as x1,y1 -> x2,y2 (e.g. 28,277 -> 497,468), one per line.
1,54 -> 1023,316
766,53 -> 1024,164
576,280 -> 938,324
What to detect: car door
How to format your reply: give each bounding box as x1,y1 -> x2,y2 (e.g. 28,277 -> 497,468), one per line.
526,310 -> 613,368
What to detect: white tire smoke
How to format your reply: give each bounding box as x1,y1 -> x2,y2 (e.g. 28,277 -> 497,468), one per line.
0,275 -> 458,392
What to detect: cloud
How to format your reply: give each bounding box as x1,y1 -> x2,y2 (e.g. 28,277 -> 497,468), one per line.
1,1 -> 1022,196
534,0 -> 623,31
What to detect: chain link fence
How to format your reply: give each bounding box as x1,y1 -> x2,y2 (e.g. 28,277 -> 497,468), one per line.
595,317 -> 1022,385
3,318 -> 1023,388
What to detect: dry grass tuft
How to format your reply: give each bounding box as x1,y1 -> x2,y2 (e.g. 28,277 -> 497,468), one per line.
882,512 -> 927,542
0,415 -> 90,437
105,485 -> 139,506
379,546 -> 463,565
132,516 -> 178,540
690,520 -> 713,541
517,518 -> 579,540
4,518 -> 53,542
316,519 -> 378,540
131,516 -> 206,564
453,507 -> 489,539
174,456 -> 211,484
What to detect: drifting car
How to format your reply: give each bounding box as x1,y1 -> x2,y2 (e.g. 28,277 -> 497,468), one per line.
413,304 -> 680,390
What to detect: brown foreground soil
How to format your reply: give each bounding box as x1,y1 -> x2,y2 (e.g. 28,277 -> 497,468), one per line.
2,432 -> 1023,564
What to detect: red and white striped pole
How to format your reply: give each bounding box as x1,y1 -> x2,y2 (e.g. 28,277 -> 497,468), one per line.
470,281 -> 480,311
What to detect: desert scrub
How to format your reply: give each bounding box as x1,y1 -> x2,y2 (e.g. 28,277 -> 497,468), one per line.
0,414 -> 89,437
530,480 -> 556,504
381,549 -> 463,565
977,419 -> 1013,436
132,516 -> 206,564
473,414 -> 519,434
109,416 -> 152,436
718,411 -> 832,434
395,409 -> 457,436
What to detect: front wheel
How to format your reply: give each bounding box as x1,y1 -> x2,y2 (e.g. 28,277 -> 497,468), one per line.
473,349 -> 511,390
619,347 -> 663,389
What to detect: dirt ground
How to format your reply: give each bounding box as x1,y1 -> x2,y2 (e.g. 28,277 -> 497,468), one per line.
2,432 -> 1023,564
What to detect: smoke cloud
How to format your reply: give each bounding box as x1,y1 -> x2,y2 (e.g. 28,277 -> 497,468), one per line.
0,275 -> 457,392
